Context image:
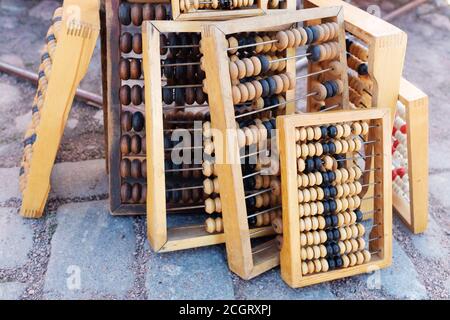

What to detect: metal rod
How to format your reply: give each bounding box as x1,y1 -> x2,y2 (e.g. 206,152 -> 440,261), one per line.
166,185 -> 203,192
166,204 -> 205,212
161,62 -> 201,67
362,195 -> 381,201
336,154 -> 378,162
361,182 -> 380,187
247,205 -> 281,219
161,44 -> 200,49
163,84 -> 203,89
296,67 -> 332,80
369,237 -> 382,242
165,167 -> 202,172
361,140 -> 378,145
319,104 -> 340,112
245,188 -> 272,199
165,146 -> 204,151
0,60 -> 103,108
270,52 -> 311,63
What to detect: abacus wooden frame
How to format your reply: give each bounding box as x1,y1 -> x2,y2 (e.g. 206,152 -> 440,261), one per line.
20,0 -> 100,218
277,108 -> 392,288
142,20 -> 274,252
305,0 -> 407,122
201,7 -> 349,279
171,0 -> 296,21
393,78 -> 429,234
104,0 -> 171,215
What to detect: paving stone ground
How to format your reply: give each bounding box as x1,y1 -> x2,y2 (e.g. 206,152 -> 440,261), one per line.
0,0 -> 449,300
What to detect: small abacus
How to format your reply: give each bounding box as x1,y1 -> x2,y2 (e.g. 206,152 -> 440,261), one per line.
20,0 -> 100,218
200,7 -> 349,279
277,109 -> 392,288
172,0 -> 295,21
392,78 -> 428,234
104,0 -> 171,215
142,20 -> 275,252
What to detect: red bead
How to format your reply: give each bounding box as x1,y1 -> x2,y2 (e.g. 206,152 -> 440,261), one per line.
400,124 -> 407,134
393,140 -> 399,149
392,127 -> 397,136
392,170 -> 397,180
397,167 -> 406,178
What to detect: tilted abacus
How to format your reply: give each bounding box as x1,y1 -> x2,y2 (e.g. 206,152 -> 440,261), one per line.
306,0 -> 429,234
20,0 -> 100,218
392,78 -> 428,234
200,7 -> 350,279
104,0 -> 172,215
142,20 -> 276,252
277,109 -> 392,288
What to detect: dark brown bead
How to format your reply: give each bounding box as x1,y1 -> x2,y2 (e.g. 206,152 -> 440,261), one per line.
160,34 -> 168,55
120,135 -> 131,155
131,4 -> 143,26
155,4 -> 167,20
141,86 -> 145,104
141,136 -> 146,154
132,33 -> 142,54
140,184 -> 147,204
131,135 -> 142,154
142,3 -> 154,20
130,59 -> 141,79
131,183 -> 142,203
119,58 -> 130,80
185,87 -> 195,105
182,189 -> 191,203
120,158 -> 131,178
191,188 -> 200,203
121,183 -> 132,202
121,111 -> 132,132
182,164 -> 191,179
131,159 -> 142,179
131,85 -> 142,105
192,167 -> 202,179
119,85 -> 131,106
196,88 -> 207,105
120,32 -> 132,53
142,159 -> 147,178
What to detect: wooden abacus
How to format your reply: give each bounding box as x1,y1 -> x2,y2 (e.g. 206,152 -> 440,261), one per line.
142,20 -> 276,252
200,7 -> 349,279
20,0 -> 100,218
171,0 -> 296,21
277,108 -> 392,288
305,0 -> 429,234
305,0 -> 407,120
392,78 -> 428,234
103,0 -> 172,215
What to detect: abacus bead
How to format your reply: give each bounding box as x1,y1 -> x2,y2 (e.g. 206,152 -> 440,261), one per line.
120,85 -> 131,105
142,3 -> 154,20
130,59 -> 141,79
275,31 -> 289,50
121,135 -> 131,154
131,4 -> 143,26
155,4 -> 167,20
121,183 -> 132,202
131,85 -> 142,105
120,59 -> 130,80
120,158 -> 131,178
131,135 -> 142,154
132,33 -> 142,54
132,112 -> 145,132
121,111 -> 132,131
119,3 -> 131,25
120,32 -> 132,53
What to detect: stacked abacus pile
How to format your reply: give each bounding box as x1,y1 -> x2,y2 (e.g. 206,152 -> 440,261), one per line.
280,121 -> 373,275
392,102 -> 409,202
117,1 -> 171,208
19,8 -> 63,194
345,37 -> 372,109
